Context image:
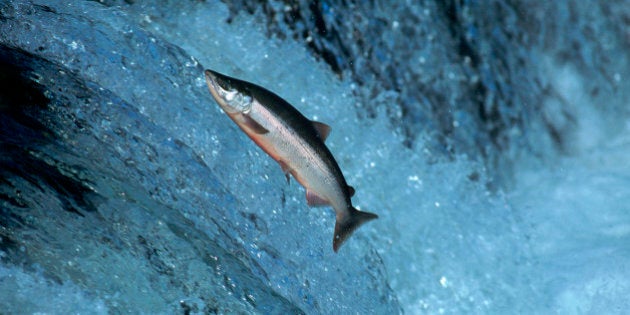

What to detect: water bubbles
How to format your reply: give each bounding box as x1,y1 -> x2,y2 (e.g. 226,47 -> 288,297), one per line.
184,56 -> 199,68
439,276 -> 448,288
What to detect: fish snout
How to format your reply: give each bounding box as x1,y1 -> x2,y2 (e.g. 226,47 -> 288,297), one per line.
204,69 -> 252,114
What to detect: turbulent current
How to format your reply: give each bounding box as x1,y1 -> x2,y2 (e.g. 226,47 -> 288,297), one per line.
1,1 -> 628,314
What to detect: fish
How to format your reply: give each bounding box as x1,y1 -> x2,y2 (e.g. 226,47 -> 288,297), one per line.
204,69 -> 378,252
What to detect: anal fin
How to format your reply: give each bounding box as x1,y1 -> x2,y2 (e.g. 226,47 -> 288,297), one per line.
306,190 -> 329,207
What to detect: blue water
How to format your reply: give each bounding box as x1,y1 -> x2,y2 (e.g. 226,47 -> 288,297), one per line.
0,0 -> 628,314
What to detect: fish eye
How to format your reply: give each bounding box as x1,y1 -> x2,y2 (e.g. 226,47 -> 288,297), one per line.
214,76 -> 233,91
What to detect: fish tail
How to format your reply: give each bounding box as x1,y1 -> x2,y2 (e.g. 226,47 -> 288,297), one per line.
333,207 -> 378,252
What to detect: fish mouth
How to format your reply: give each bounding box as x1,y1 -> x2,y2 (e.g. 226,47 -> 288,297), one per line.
204,69 -> 233,91
204,69 -> 224,95
204,69 -> 218,83
204,69 -> 238,113
204,69 -> 252,114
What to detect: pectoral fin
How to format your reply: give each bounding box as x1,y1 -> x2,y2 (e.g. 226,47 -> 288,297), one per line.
242,113 -> 269,134
312,121 -> 331,141
306,190 -> 329,207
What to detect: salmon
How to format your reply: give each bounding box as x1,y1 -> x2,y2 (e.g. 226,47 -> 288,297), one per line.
204,69 -> 377,252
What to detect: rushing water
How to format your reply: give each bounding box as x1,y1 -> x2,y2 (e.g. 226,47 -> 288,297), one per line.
1,1 -> 628,314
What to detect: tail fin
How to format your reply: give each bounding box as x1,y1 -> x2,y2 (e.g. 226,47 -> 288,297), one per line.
333,208 -> 378,252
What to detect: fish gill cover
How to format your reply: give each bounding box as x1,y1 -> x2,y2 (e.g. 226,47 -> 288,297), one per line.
0,0 -> 629,314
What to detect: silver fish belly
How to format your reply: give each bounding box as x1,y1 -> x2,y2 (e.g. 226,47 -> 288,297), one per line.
204,69 -> 377,252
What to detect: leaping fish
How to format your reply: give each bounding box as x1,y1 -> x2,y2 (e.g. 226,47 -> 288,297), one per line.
204,69 -> 378,252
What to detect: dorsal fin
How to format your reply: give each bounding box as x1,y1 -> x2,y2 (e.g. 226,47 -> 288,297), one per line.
311,121 -> 331,141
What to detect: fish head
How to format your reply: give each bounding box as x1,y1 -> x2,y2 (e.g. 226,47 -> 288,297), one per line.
204,69 -> 253,114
